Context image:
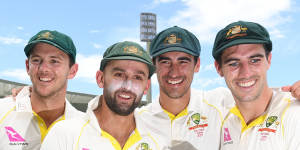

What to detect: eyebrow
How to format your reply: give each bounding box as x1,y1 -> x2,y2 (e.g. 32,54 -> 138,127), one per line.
112,67 -> 147,77
157,56 -> 171,62
157,56 -> 192,62
223,53 -> 265,64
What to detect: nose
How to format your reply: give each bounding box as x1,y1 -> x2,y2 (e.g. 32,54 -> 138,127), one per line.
38,61 -> 50,73
168,63 -> 180,78
239,62 -> 251,78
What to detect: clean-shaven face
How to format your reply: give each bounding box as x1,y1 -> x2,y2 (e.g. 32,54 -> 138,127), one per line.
217,44 -> 271,102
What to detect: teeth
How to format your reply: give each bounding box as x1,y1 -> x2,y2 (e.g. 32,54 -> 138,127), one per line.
168,79 -> 183,85
40,78 -> 51,82
239,80 -> 255,87
119,94 -> 130,99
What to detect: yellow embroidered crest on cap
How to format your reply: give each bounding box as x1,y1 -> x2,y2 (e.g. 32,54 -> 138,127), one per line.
135,143 -> 151,150
124,46 -> 143,56
226,25 -> 248,39
37,32 -> 54,40
164,34 -> 182,44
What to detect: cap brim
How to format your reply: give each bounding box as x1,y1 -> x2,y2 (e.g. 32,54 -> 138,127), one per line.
24,40 -> 70,57
100,56 -> 156,77
152,46 -> 199,57
214,39 -> 269,59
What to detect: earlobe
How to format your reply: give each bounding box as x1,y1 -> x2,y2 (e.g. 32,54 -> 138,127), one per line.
96,70 -> 104,88
214,61 -> 224,77
68,64 -> 78,79
194,58 -> 201,72
25,60 -> 29,74
143,80 -> 151,95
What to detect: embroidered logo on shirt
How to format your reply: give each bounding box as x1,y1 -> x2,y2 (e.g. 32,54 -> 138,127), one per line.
257,116 -> 280,141
223,128 -> 233,145
187,113 -> 208,137
4,126 -> 28,146
135,143 -> 151,150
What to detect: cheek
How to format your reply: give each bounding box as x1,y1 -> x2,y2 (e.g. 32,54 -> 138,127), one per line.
107,80 -> 123,93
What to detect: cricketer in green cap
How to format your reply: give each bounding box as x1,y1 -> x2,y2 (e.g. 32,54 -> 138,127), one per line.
100,41 -> 155,78
212,20 -> 272,60
24,30 -> 77,65
150,26 -> 201,58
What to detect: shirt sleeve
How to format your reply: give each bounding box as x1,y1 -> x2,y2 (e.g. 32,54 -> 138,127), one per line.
282,100 -> 300,149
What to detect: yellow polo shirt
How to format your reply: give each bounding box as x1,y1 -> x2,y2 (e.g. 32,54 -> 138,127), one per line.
0,86 -> 84,150
221,88 -> 300,150
41,95 -> 162,150
136,87 -> 233,150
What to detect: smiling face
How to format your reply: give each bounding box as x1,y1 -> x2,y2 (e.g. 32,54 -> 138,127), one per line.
154,51 -> 200,99
97,60 -> 150,116
215,44 -> 271,102
26,42 -> 78,98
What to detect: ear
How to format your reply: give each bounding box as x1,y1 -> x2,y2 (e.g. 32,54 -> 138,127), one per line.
67,63 -> 78,79
194,57 -> 200,73
96,70 -> 105,88
143,79 -> 151,95
267,52 -> 272,69
25,59 -> 30,74
214,61 -> 224,77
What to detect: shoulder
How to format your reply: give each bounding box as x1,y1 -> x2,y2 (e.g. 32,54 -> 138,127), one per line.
0,97 -> 16,114
135,102 -> 155,116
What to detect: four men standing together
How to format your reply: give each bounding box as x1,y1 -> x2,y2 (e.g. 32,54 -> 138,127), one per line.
1,20 -> 300,150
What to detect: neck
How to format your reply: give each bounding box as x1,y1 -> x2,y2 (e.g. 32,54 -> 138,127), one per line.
94,96 -> 136,148
159,89 -> 191,116
30,91 -> 66,127
235,88 -> 273,124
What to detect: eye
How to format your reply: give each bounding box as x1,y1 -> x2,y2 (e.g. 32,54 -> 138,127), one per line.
159,60 -> 170,65
30,58 -> 41,64
228,62 -> 239,67
134,75 -> 144,81
114,72 -> 123,77
250,58 -> 261,64
50,59 -> 59,64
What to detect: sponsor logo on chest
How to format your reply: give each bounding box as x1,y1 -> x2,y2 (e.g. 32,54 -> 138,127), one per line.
4,126 -> 29,146
186,113 -> 208,137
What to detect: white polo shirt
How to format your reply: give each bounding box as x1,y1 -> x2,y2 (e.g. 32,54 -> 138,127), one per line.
136,88 -> 233,150
0,86 -> 84,150
41,95 -> 163,150
220,88 -> 300,150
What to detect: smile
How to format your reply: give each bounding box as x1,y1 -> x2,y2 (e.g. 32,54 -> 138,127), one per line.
238,80 -> 255,87
167,79 -> 183,85
119,94 -> 131,99
39,77 -> 52,82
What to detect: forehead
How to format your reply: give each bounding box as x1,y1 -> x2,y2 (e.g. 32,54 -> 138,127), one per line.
30,43 -> 68,58
222,44 -> 265,59
158,51 -> 194,59
105,59 -> 149,74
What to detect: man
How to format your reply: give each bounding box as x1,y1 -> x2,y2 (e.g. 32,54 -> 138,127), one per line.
136,26 -> 232,150
0,30 -> 83,149
213,21 -> 300,149
40,41 -> 162,150
136,26 -> 300,150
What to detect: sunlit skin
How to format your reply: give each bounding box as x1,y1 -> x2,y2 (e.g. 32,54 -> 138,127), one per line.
25,42 -> 78,126
155,51 -> 200,115
215,44 -> 273,124
94,60 -> 150,148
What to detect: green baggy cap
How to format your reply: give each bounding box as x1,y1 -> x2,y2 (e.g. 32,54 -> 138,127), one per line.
24,30 -> 76,62
100,41 -> 156,77
150,26 -> 201,57
213,21 -> 272,59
